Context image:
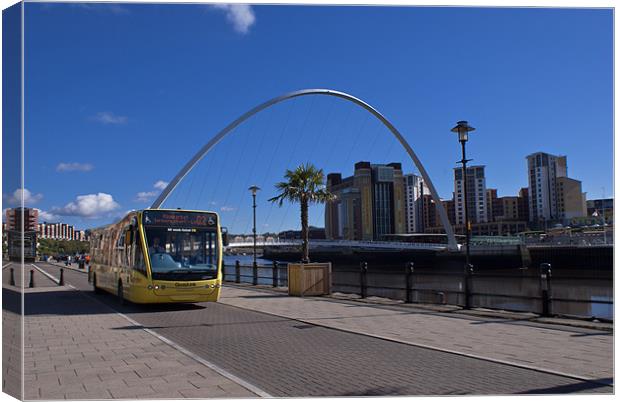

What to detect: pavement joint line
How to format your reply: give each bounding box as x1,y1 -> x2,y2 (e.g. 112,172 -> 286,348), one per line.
31,263 -> 60,284
220,286 -> 614,388
32,262 -> 272,398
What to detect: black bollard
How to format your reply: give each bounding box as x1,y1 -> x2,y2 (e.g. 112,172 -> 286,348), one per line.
29,269 -> 35,288
360,261 -> 368,299
540,263 -> 552,317
464,263 -> 474,309
252,261 -> 258,286
235,260 -> 241,283
272,260 -> 279,287
59,268 -> 65,286
9,268 -> 15,286
405,262 -> 414,303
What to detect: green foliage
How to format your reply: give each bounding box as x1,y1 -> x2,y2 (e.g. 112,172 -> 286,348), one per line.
38,238 -> 89,256
269,163 -> 335,262
268,163 -> 336,207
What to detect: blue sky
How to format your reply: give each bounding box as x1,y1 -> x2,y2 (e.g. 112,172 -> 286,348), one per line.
5,3 -> 613,233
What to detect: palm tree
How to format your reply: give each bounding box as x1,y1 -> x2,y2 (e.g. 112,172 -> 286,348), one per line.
269,163 -> 335,263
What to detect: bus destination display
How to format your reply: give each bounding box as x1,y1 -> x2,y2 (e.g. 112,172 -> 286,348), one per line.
143,210 -> 217,228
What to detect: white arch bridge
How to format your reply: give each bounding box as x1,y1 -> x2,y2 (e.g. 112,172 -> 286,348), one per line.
151,88 -> 458,251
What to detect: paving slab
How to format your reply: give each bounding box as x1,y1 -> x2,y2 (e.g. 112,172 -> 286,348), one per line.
218,284 -> 613,382
22,285 -> 260,399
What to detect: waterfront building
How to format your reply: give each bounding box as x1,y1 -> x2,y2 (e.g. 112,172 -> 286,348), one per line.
587,198 -> 613,223
517,187 -> 530,223
325,161 -> 407,240
526,152 -> 564,223
486,189 -> 502,222
556,177 -> 587,220
404,174 -> 429,233
485,191 -> 522,222
496,196 -> 520,221
421,194 -> 436,230
454,165 -> 488,225
5,207 -> 39,231
442,199 -> 456,226
325,173 -> 361,240
527,152 -> 586,226
419,195 -> 455,232
37,222 -> 87,241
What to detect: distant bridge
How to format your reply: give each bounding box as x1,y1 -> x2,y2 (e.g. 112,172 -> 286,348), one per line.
225,239 -> 452,251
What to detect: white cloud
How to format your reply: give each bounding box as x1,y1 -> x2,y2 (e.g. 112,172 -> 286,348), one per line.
52,193 -> 120,218
3,188 -> 43,206
220,206 -> 235,212
56,162 -> 94,172
135,191 -> 158,202
153,180 -> 169,190
135,181 -> 169,202
92,111 -> 128,125
212,4 -> 256,34
34,208 -> 60,222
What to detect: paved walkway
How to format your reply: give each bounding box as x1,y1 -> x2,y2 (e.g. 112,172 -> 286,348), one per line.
17,264 -> 260,400
8,261 -> 614,398
219,284 -> 613,383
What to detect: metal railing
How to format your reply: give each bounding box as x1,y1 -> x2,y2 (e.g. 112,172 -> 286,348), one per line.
335,262 -> 612,320
223,260 -> 288,287
222,260 -> 612,320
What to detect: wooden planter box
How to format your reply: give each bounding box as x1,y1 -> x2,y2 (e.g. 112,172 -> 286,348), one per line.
287,262 -> 332,296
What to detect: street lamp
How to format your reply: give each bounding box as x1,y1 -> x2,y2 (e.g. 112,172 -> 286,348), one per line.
248,185 -> 260,266
601,187 -> 607,245
451,120 -> 475,309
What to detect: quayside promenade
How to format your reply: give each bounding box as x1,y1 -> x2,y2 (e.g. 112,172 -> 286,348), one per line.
3,261 -> 613,399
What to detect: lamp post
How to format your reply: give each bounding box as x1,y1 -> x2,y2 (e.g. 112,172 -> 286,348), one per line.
601,187 -> 607,245
451,120 -> 475,309
248,185 -> 260,266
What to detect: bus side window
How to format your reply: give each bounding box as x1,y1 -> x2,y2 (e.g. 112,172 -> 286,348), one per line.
134,231 -> 147,276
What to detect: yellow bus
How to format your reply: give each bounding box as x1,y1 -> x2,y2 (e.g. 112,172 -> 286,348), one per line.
89,209 -> 225,304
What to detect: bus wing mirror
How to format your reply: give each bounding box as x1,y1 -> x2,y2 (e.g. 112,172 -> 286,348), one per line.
221,227 -> 229,247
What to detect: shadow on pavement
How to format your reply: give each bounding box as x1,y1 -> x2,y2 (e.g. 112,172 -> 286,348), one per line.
2,287 -> 22,316
516,378 -> 613,394
337,386 -> 409,396
570,332 -> 612,337
21,286 -> 210,316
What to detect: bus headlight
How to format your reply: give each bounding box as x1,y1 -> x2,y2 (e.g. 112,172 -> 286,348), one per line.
147,285 -> 153,290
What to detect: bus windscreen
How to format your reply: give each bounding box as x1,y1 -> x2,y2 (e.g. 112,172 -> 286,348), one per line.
142,210 -> 219,281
